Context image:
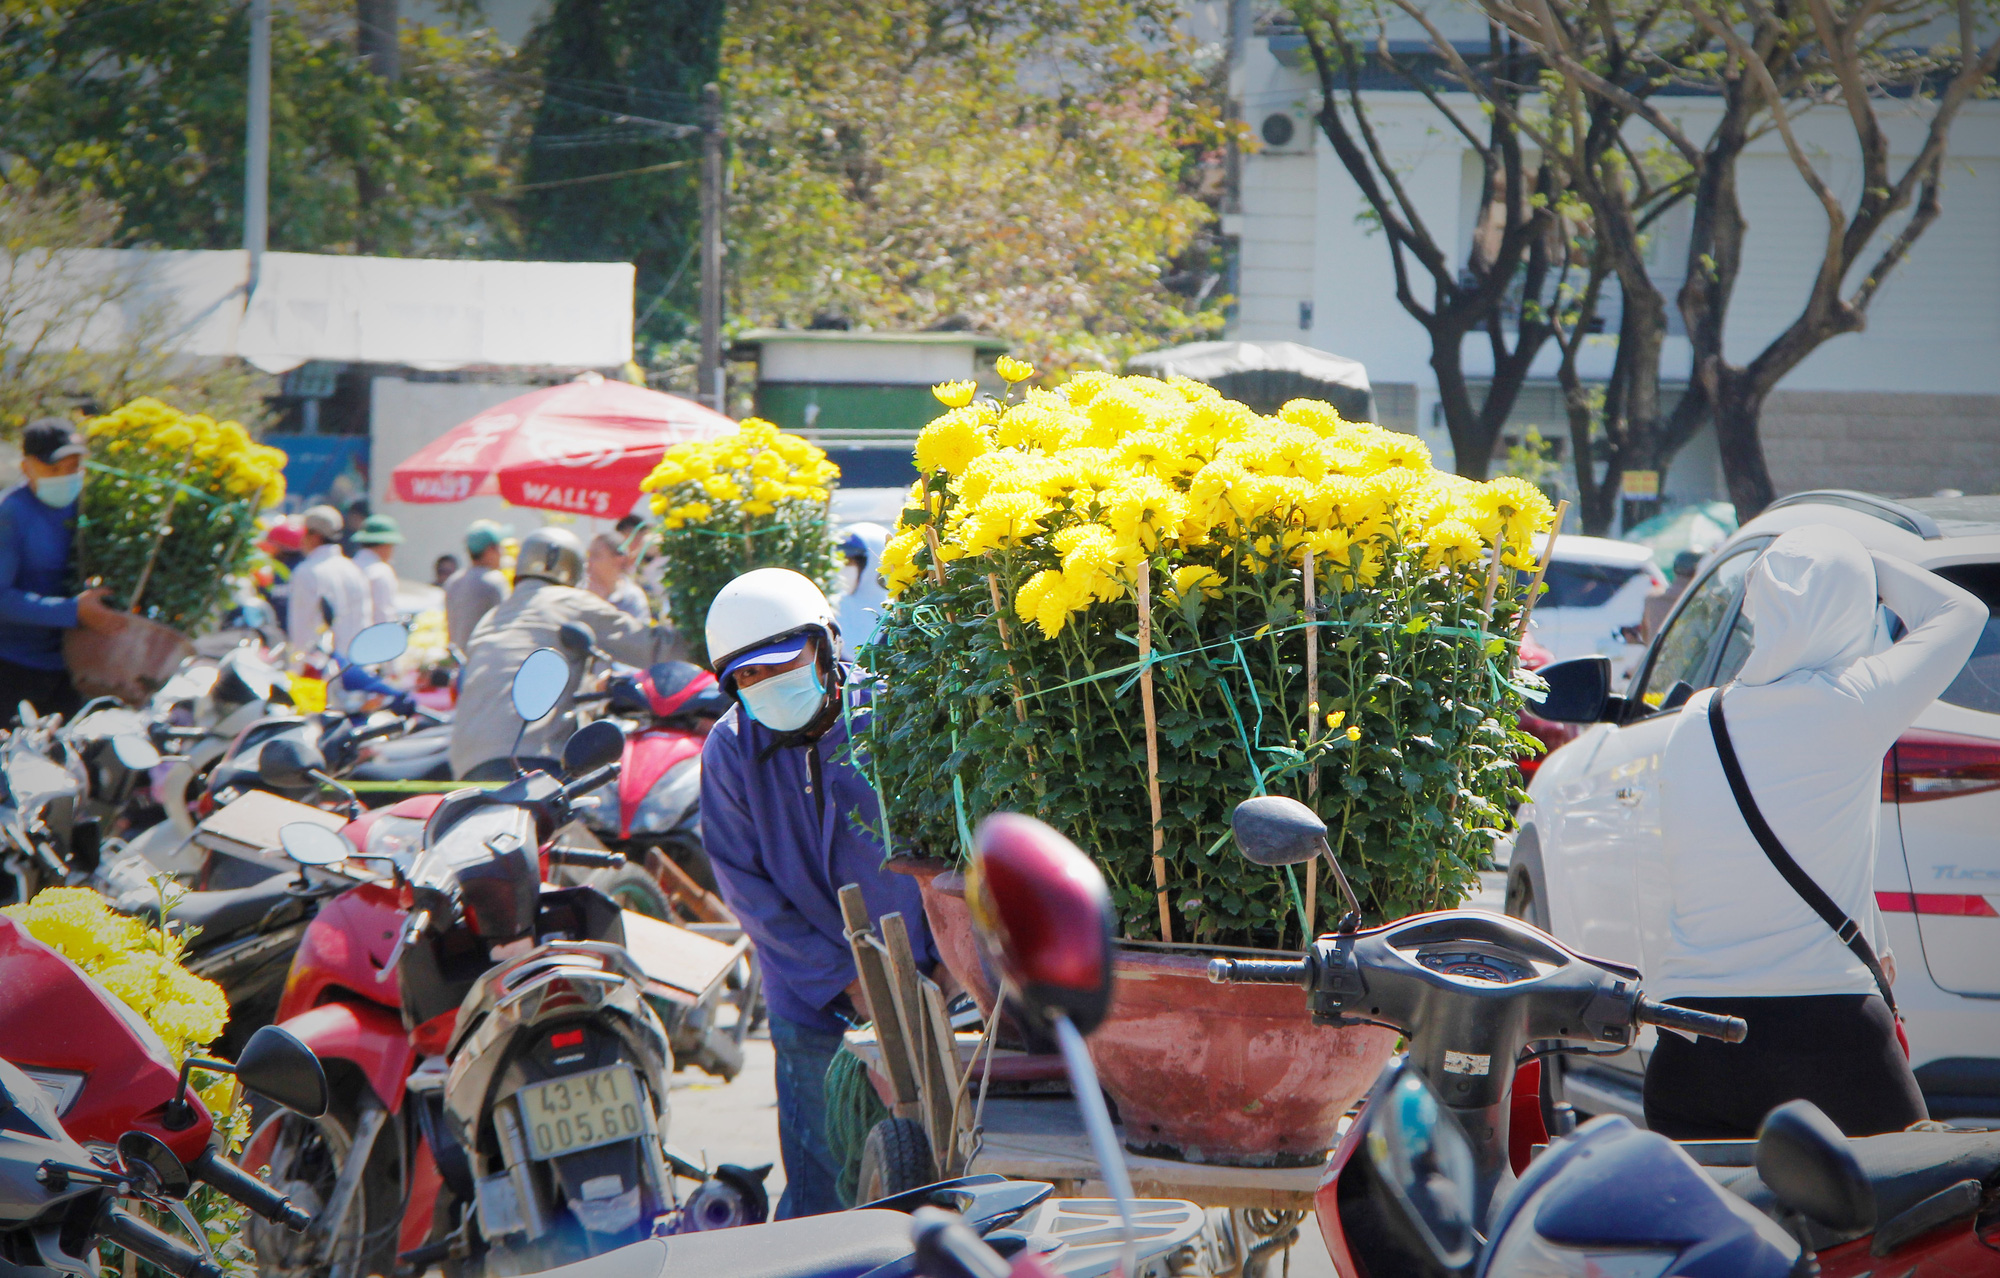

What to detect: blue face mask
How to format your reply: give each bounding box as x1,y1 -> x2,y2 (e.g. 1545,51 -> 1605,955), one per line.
32,472 -> 81,509
738,661 -> 827,733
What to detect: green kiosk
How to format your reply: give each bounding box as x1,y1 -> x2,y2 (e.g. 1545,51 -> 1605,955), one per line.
731,329 -> 1008,487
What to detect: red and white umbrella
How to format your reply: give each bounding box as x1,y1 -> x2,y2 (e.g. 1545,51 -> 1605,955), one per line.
391,374 -> 736,518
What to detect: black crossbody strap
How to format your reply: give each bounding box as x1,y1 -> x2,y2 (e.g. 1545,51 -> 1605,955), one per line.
1707,686 -> 1897,1016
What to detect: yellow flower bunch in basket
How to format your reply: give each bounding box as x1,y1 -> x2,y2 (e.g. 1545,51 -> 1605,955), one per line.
861,362 -> 1555,947
639,418 -> 842,666
78,397 -> 288,632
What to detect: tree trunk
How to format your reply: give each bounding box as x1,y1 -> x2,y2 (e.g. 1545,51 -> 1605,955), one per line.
357,0 -> 399,80
1431,333 -> 1501,479
1711,368 -> 1776,517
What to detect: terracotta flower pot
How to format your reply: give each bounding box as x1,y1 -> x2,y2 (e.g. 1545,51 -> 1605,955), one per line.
896,862 -> 1396,1167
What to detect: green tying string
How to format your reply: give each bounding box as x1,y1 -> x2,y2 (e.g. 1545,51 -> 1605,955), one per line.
1213,643 -> 1311,940
346,779 -> 505,794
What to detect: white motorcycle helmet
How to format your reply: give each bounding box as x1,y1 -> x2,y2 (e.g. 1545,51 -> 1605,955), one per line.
705,568 -> 844,736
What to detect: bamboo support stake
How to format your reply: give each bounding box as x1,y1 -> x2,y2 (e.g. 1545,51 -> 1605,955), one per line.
1136,565 -> 1172,943
1303,549 -> 1318,935
1516,500 -> 1570,639
1478,533 -> 1507,621
127,447 -> 197,615
985,573 -> 1031,727
921,524 -> 949,589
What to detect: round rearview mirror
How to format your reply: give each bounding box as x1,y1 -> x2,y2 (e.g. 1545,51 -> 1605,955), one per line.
234,1025 -> 329,1119
511,648 -> 570,723
258,737 -> 317,790
968,813 -> 1115,1037
1231,795 -> 1327,867
562,719 -> 626,777
279,821 -> 349,868
111,734 -> 161,771
347,622 -> 409,668
116,1131 -> 191,1200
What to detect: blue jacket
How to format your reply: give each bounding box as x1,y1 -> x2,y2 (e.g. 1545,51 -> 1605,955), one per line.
700,674 -> 936,1032
0,485 -> 79,671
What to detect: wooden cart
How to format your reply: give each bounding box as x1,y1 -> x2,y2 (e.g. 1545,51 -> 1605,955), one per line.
839,887 -> 1327,1278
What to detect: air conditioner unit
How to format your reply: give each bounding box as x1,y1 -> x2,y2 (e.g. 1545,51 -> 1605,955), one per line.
1255,110 -> 1314,155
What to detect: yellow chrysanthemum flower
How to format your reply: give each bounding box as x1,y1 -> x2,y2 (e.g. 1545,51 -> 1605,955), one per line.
995,355 -> 1035,383
932,380 -> 977,408
915,409 -> 991,478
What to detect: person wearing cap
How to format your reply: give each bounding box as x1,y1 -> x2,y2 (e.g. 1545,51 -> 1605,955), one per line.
0,419 -> 122,723
585,530 -> 651,622
449,526 -> 674,779
1642,549 -> 1706,641
351,514 -> 404,625
286,503 -> 371,662
444,518 -> 512,650
699,567 -> 937,1218
834,522 -> 890,662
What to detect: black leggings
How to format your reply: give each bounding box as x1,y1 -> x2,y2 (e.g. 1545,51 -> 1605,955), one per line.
1643,994 -> 1926,1139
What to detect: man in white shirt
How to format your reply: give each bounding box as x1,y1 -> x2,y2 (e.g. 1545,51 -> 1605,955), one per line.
287,504 -> 372,663
351,514 -> 403,624
445,519 -> 512,649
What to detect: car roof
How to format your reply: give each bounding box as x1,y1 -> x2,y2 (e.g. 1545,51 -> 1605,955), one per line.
1735,491 -> 2000,564
1537,533 -> 1660,567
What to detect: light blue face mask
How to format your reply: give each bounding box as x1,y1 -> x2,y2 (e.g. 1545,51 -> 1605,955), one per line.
738,661 -> 826,733
32,472 -> 81,509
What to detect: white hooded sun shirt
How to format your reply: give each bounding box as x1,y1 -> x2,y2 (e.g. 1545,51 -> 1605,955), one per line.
1656,524 -> 1985,1001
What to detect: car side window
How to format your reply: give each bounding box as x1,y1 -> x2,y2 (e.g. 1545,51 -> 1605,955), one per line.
1713,609 -> 1755,688
1634,547 -> 1761,713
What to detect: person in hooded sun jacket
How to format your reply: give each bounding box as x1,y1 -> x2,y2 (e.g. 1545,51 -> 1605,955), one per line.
1645,523 -> 1985,1139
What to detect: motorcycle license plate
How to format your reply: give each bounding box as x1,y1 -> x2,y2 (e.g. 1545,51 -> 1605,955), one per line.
517,1065 -> 647,1160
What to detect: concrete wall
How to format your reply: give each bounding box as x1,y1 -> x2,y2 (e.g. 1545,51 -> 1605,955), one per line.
1762,391 -> 2000,500
368,377 -> 626,578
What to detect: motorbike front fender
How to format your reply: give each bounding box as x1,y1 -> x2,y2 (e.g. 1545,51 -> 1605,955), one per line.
280,999 -> 414,1114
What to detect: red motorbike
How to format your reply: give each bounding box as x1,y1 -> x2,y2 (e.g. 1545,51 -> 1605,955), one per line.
0,911 -> 331,1240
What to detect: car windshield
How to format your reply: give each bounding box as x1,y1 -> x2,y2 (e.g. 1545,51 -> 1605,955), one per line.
1934,563 -> 2000,715
1541,560 -> 1646,609
1636,547 -> 1759,710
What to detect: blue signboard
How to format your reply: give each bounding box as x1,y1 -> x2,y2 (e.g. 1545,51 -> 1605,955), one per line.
265,435 -> 370,512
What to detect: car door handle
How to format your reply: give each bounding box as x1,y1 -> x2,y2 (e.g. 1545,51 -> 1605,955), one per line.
1616,786 -> 1642,805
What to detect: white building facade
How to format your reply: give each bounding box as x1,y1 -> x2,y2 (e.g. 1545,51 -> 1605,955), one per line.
1225,8 -> 2000,512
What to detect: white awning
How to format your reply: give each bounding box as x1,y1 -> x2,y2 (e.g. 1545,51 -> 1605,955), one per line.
3,248 -> 633,374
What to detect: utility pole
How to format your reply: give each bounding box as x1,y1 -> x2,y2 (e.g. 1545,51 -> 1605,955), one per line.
698,82 -> 724,414
245,0 -> 272,293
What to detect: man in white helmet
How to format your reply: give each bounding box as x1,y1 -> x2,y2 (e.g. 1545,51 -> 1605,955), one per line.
699,567 -> 937,1218
449,526 -> 674,779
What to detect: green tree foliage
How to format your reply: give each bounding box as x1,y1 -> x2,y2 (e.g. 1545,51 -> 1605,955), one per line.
0,0 -> 520,256
724,0 -> 1236,376
514,0 -> 724,352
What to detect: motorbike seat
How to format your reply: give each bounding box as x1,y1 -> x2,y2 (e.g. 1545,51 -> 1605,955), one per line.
153,877 -> 307,947
530,1210 -> 915,1278
1710,1127 -> 2000,1251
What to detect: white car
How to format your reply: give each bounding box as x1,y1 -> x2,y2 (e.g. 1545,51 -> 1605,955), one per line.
1511,490 -> 2000,1124
1525,535 -> 1667,686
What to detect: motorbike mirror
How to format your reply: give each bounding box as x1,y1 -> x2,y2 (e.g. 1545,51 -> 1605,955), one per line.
278,821 -> 349,868
1362,1064 -> 1479,1270
1755,1100 -> 1876,1234
116,1131 -> 191,1200
234,1025 -> 329,1119
1527,656 -> 1612,724
562,719 -> 625,777
347,622 -> 409,668
1231,795 -> 1326,867
557,622 -> 594,660
512,648 -> 569,723
967,813 -> 1114,1036
111,734 -> 161,771
259,737 -> 314,789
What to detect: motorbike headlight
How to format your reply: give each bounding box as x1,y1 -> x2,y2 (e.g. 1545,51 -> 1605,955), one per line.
1481,1226 -> 1679,1278
628,762 -> 701,836
365,814 -> 426,868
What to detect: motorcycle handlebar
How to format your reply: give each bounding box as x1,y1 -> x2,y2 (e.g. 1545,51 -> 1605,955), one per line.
1636,998 -> 1748,1044
192,1149 -> 310,1233
96,1203 -> 222,1278
1206,957 -> 1310,987
559,763 -> 620,803
546,847 -> 626,870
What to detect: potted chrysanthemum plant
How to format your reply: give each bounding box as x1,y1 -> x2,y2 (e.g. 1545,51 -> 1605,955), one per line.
858,360 -> 1555,1165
